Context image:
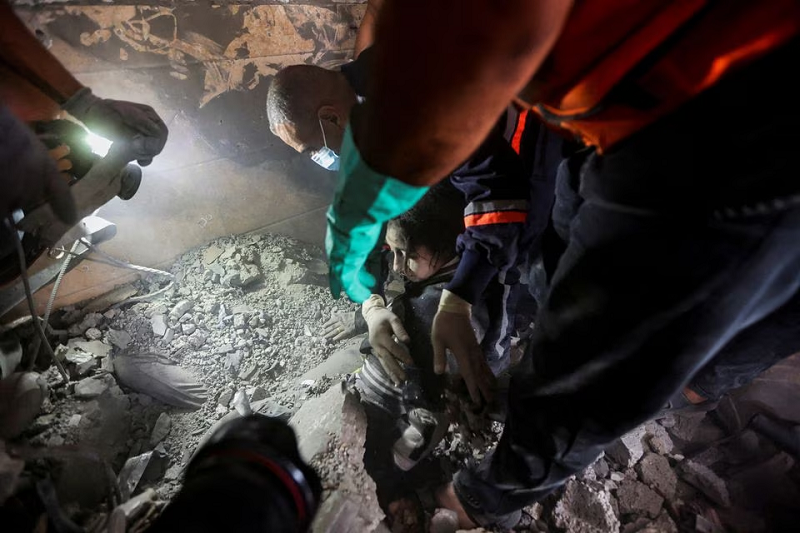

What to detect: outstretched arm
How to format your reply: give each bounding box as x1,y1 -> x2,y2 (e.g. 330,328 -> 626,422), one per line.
354,0 -> 574,185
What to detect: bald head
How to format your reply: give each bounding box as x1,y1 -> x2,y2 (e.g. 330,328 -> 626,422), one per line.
267,65 -> 357,154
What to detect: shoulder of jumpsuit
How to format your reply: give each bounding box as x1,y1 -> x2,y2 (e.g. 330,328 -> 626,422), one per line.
340,45 -> 374,101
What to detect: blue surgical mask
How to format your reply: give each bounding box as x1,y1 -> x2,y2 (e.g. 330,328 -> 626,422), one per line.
310,118 -> 340,171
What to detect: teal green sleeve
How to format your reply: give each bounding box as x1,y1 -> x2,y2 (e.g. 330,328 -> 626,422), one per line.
326,124 -> 428,302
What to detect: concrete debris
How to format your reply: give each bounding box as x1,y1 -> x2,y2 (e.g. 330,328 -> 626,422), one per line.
606,425 -> 647,468
118,451 -> 153,501
553,479 -> 620,533
217,389 -> 233,408
644,421 -> 675,455
170,300 -> 194,319
85,327 -> 103,340
225,351 -> 242,374
74,374 -> 114,399
202,245 -> 224,265
592,456 -> 611,479
163,328 -> 175,344
636,453 -> 678,500
678,460 -> 731,507
68,339 -> 113,358
151,314 -> 168,337
292,385 -> 383,532
238,362 -> 259,381
114,352 -> 207,410
68,313 -> 103,337
150,412 -> 172,446
68,414 -> 82,427
249,386 -> 267,403
65,350 -> 93,366
182,323 -> 196,336
664,412 -> 707,443
107,329 -> 133,350
617,479 -> 664,518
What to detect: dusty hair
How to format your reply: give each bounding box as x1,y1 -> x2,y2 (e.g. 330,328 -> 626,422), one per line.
388,180 -> 465,266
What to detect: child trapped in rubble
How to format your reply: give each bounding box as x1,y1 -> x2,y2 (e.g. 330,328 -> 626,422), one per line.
346,182 -> 496,506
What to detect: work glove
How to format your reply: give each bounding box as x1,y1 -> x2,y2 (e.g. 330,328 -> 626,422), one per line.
432,289 -> 495,405
62,87 -> 168,166
362,294 -> 413,385
326,124 -> 428,303
0,104 -> 76,225
321,311 -> 358,342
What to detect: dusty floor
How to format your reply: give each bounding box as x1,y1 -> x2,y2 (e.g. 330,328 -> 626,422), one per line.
1,232 -> 799,532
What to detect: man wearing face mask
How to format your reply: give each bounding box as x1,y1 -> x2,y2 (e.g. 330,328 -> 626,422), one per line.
267,46 -> 385,292
267,47 -> 564,401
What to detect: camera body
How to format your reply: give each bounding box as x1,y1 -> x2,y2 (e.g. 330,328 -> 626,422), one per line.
149,415 -> 321,533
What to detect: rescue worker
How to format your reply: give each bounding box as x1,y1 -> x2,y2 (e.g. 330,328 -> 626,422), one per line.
267,46 -> 564,387
323,0 -> 800,528
0,1 -> 168,224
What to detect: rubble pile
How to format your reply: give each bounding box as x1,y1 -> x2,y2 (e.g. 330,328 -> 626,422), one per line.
0,230 -> 798,532
0,232 -> 358,530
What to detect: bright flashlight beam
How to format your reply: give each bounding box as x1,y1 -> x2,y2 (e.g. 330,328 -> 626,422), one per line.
85,131 -> 113,157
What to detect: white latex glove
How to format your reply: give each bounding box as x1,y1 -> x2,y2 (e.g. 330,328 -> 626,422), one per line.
63,88 -> 168,166
362,294 -> 413,385
321,311 -> 358,341
432,289 -> 494,405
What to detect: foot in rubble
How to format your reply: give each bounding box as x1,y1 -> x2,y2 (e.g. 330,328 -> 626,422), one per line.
386,497 -> 423,533
392,408 -> 447,471
434,483 -> 477,530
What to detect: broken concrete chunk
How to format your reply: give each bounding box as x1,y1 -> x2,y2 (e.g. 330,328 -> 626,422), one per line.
67,313 -> 103,336
74,374 -> 114,399
164,328 -> 175,344
644,421 -> 674,455
107,329 -> 133,350
225,352 -> 242,374
250,386 -> 267,403
617,479 -> 664,518
150,412 -> 171,446
553,479 -> 620,533
677,460 -> 731,507
238,362 -> 259,381
65,350 -> 93,366
170,300 -> 194,319
151,314 -> 168,337
291,385 -> 384,533
202,245 -> 224,265
217,389 -> 233,408
233,314 -> 246,329
606,425 -> 647,468
222,271 -> 241,287
182,323 -> 196,336
68,339 -> 112,358
117,451 -> 153,501
636,453 -> 677,500
68,414 -> 81,427
114,353 -> 207,410
85,327 -> 103,341
188,332 -> 207,348
239,265 -> 261,286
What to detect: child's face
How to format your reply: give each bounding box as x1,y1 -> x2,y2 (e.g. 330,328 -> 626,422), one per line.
386,225 -> 441,282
